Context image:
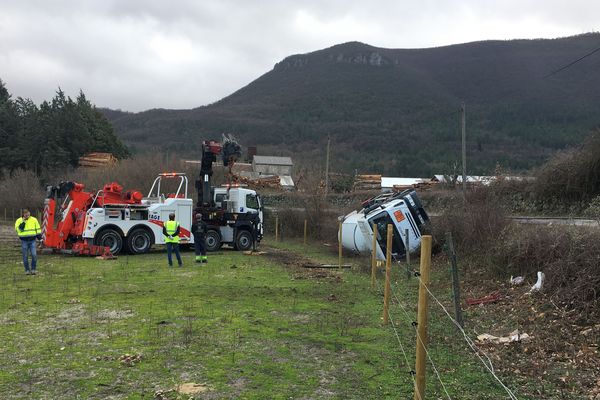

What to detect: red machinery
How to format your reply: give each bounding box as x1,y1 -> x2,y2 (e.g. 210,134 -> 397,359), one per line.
43,181 -> 143,256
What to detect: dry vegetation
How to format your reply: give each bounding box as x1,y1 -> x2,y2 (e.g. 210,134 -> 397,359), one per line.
0,154 -> 202,215
0,169 -> 45,211
533,128 -> 600,204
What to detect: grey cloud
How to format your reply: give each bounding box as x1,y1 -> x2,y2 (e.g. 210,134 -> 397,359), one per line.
1,1 -> 597,111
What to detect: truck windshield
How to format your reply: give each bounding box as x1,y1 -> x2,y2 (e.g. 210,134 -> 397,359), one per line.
369,212 -> 406,259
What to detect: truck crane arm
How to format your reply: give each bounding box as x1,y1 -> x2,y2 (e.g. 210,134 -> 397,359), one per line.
196,133 -> 242,207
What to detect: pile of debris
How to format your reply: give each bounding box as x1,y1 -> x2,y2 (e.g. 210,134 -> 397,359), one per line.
78,152 -> 117,168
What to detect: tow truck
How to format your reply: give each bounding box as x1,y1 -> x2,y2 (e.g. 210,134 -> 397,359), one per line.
43,173 -> 193,255
42,135 -> 263,256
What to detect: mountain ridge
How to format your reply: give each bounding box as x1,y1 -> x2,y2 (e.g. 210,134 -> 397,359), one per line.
103,33 -> 600,176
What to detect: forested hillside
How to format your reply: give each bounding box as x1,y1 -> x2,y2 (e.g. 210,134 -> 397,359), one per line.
106,33 -> 600,175
0,80 -> 128,178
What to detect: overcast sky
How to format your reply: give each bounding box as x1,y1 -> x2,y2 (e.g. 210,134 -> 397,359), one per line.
1,1 -> 598,112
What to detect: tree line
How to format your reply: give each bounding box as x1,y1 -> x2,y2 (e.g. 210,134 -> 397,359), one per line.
0,79 -> 129,178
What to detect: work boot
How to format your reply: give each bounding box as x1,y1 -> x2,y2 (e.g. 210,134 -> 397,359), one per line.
31,270 -> 37,275
195,256 -> 202,264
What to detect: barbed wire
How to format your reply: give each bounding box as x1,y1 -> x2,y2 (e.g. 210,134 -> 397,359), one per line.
390,282 -> 453,400
375,279 -> 421,400
415,275 -> 519,400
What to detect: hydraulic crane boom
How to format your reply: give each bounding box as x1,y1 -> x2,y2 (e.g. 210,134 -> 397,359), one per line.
196,133 -> 242,207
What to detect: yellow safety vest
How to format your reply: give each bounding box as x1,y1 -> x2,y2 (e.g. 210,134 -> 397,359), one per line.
164,220 -> 180,243
15,216 -> 41,239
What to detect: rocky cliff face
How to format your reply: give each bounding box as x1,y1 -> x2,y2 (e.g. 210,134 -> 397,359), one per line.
275,42 -> 394,70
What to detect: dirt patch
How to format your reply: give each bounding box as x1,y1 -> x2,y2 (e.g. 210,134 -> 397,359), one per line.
96,309 -> 135,321
264,245 -> 343,282
49,304 -> 87,327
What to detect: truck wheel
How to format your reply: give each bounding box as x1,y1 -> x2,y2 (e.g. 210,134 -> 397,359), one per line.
127,228 -> 153,254
234,230 -> 253,251
95,228 -> 123,255
205,230 -> 222,252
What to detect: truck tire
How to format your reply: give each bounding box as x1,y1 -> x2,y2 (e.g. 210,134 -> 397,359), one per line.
126,228 -> 153,254
95,228 -> 123,255
234,230 -> 253,251
205,229 -> 222,252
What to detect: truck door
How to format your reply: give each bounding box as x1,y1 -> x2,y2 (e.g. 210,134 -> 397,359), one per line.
177,203 -> 192,241
245,193 -> 263,235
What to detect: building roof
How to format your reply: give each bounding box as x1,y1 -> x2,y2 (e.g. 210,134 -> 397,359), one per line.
381,177 -> 428,188
431,175 -> 534,185
253,155 -> 293,166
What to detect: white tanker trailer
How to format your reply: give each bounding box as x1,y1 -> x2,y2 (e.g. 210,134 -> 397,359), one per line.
340,189 -> 429,260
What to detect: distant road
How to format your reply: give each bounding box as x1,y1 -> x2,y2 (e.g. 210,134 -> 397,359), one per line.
266,206 -> 600,227
511,216 -> 599,226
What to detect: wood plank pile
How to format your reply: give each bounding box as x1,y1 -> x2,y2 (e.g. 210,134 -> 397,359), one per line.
353,174 -> 381,191
78,152 -> 117,168
392,181 -> 434,191
234,174 -> 281,189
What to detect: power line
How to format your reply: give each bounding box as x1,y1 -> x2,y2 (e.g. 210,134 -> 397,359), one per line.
543,45 -> 600,78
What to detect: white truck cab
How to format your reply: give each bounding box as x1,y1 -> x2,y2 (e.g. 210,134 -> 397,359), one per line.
340,189 -> 429,260
207,186 -> 263,251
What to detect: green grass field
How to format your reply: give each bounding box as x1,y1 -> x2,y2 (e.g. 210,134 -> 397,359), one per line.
0,240 -> 518,399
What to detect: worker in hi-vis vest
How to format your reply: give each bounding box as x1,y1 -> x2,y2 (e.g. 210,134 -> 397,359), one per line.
162,213 -> 183,267
15,208 -> 42,275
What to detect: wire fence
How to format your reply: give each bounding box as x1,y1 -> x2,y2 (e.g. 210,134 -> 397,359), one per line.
373,251 -> 521,400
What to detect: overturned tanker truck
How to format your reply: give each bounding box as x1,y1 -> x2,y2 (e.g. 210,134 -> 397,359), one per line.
339,189 -> 430,260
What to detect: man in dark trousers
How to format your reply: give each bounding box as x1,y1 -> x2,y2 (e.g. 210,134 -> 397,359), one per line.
15,208 -> 42,275
192,213 -> 207,264
163,213 -> 183,267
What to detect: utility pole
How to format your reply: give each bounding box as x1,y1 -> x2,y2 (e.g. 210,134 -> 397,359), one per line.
325,135 -> 331,195
461,102 -> 466,196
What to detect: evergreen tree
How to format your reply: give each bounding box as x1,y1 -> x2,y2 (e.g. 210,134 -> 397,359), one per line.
0,78 -> 129,175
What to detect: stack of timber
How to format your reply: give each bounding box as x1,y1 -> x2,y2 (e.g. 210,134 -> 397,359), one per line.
392,181 -> 434,191
78,152 -> 117,168
353,174 -> 381,191
233,173 -> 281,189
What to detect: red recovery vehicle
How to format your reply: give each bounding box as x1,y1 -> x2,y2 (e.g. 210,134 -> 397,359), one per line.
42,181 -> 144,256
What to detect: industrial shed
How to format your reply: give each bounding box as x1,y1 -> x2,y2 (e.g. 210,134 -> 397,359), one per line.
252,156 -> 293,176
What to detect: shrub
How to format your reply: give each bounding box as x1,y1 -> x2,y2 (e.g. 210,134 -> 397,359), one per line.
583,195 -> 600,222
490,225 -> 600,318
433,187 -> 510,255
0,169 -> 45,212
533,129 -> 600,203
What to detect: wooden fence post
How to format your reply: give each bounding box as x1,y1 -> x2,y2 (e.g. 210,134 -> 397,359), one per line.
275,216 -> 279,242
382,224 -> 393,325
338,220 -> 342,268
405,228 -> 411,279
414,235 -> 432,400
370,222 -> 377,289
304,219 -> 308,246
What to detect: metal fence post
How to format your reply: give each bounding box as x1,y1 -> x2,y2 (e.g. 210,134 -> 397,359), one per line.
445,232 -> 464,328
